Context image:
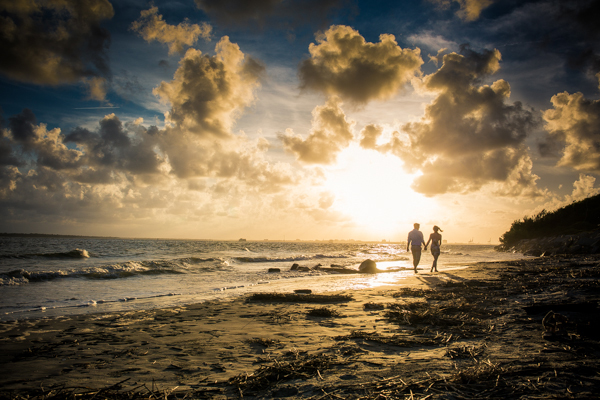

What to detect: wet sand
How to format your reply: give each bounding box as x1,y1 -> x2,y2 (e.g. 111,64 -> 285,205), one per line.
1,255 -> 599,399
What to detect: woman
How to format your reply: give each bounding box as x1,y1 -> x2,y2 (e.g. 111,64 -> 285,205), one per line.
425,226 -> 443,272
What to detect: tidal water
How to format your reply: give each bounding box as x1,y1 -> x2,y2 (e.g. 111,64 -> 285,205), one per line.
0,237 -> 528,321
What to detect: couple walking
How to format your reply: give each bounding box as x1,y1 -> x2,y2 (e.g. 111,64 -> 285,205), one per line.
406,223 -> 442,273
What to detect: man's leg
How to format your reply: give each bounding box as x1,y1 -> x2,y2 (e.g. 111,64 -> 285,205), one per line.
411,246 -> 421,271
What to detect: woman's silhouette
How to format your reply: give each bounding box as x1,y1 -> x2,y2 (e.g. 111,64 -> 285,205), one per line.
425,226 -> 443,272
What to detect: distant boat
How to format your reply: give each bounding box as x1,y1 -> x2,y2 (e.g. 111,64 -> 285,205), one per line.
239,238 -> 247,242
488,238 -> 491,243
468,238 -> 474,243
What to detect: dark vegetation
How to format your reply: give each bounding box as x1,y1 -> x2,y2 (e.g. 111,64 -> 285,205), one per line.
247,292 -> 353,303
498,194 -> 600,249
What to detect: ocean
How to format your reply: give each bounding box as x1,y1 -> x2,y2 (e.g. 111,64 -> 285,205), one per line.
0,237 -> 529,321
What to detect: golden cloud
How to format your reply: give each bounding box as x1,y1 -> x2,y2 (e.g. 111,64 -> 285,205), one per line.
153,37 -> 265,137
131,6 -> 212,55
542,91 -> 600,172
299,25 -> 423,104
280,96 -> 355,164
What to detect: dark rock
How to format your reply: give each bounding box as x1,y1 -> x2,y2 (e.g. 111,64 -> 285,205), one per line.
290,263 -> 300,270
268,268 -> 281,273
358,259 -> 379,274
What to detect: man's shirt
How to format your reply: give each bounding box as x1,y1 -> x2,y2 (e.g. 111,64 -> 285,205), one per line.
407,229 -> 425,247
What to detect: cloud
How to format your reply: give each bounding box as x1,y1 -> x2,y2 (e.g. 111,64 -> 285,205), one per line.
0,108 -> 300,228
83,77 -> 108,102
0,0 -> 113,86
372,47 -> 541,197
153,37 -> 265,137
359,124 -> 383,150
407,32 -> 455,54
540,91 -> 600,172
279,96 -> 355,164
195,0 -> 352,31
428,0 -> 495,21
64,114 -> 165,180
131,6 -> 212,55
298,25 -> 423,104
571,173 -> 600,201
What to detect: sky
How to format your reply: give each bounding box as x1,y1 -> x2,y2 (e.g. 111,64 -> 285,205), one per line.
1,0 -> 600,243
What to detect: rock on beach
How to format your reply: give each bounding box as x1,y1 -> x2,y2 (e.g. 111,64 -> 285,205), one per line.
500,229 -> 600,256
358,259 -> 378,274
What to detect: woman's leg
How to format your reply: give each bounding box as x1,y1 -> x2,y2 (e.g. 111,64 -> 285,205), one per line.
431,254 -> 439,272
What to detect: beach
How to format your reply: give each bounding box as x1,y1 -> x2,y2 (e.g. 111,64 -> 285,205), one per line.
1,254 -> 599,399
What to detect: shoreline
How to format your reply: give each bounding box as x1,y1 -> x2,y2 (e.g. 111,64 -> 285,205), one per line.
1,255 -> 599,398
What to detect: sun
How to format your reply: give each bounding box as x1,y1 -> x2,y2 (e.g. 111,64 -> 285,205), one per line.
323,144 -> 437,238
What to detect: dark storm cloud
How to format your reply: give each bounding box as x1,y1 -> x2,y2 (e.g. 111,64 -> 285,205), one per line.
195,0 -> 352,30
299,25 -> 423,104
370,47 -> 542,196
482,0 -> 600,82
6,108 -> 82,170
64,114 -> 163,178
8,108 -> 37,146
558,0 -> 600,77
0,0 -> 114,86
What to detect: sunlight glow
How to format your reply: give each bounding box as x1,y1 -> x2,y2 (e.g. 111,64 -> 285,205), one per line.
323,144 -> 437,239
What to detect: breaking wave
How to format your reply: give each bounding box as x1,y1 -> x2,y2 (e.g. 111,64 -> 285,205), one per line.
0,257 -> 228,286
0,248 -> 90,259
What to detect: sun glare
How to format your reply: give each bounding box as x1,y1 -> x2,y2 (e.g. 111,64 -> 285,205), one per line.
324,144 -> 437,239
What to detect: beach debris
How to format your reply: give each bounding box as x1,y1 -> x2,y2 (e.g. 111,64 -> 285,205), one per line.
334,330 -> 439,347
294,289 -> 312,294
358,259 -> 378,273
267,268 -> 280,273
228,353 -> 334,395
247,292 -> 353,303
290,263 -> 300,270
363,301 -> 385,310
445,343 -> 487,359
245,337 -> 281,348
306,306 -> 342,318
542,310 -> 569,339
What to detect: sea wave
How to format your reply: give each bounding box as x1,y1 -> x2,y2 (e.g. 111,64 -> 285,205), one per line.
0,257 -> 228,285
0,248 -> 90,259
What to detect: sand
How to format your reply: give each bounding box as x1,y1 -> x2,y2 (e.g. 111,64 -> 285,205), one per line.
1,255 -> 599,399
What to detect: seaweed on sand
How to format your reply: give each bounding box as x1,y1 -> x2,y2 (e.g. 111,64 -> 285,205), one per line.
306,306 -> 343,318
391,287 -> 456,301
334,330 -> 439,347
245,337 -> 281,348
247,292 -> 353,303
228,353 -> 335,395
363,301 -> 385,310
445,343 -> 487,359
0,378 -> 195,400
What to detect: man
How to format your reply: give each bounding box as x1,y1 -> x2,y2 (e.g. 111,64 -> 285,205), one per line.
407,223 -> 426,273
